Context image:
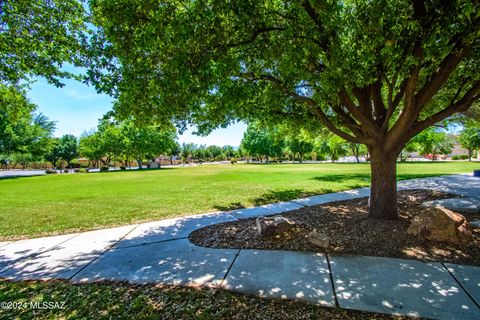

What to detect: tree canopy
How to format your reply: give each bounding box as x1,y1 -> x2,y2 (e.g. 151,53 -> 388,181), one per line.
0,0 -> 90,87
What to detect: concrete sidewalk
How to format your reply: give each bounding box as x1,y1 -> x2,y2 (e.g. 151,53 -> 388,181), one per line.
1,174 -> 480,319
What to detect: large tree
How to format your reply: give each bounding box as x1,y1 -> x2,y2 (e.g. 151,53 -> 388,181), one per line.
89,1 -> 480,219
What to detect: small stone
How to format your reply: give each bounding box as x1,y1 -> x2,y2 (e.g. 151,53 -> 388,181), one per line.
407,207 -> 472,244
307,231 -> 330,248
255,216 -> 296,236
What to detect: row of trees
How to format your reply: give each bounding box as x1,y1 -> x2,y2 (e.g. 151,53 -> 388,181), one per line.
179,143 -> 238,163
240,123 -> 365,163
0,85 -> 179,170
78,117 -> 178,169
241,122 -> 480,163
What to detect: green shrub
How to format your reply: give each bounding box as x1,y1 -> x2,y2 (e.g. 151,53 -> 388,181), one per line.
120,166 -> 126,170
100,167 -> 109,172
45,169 -> 57,174
452,155 -> 468,160
230,158 -> 237,164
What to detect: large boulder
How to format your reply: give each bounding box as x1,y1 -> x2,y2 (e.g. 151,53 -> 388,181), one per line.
255,216 -> 296,236
407,207 -> 472,244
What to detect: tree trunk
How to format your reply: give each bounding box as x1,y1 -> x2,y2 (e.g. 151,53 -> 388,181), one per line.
468,149 -> 472,162
368,147 -> 398,219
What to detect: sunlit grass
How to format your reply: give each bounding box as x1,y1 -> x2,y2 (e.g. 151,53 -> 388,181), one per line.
0,161 -> 477,239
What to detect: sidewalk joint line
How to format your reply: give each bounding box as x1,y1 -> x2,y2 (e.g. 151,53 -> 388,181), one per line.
220,249 -> 241,287
441,262 -> 480,309
68,225 -> 140,281
289,200 -> 307,207
325,254 -> 339,308
113,236 -> 189,250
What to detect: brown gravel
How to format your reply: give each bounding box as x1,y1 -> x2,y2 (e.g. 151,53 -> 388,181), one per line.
190,190 -> 480,266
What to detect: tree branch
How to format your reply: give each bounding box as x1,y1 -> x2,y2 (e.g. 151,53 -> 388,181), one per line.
371,78 -> 386,123
340,88 -> 381,137
225,27 -> 286,48
412,80 -> 480,135
415,46 -> 468,108
239,72 -> 368,143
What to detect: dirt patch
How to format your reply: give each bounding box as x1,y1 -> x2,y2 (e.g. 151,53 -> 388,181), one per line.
190,190 -> 480,266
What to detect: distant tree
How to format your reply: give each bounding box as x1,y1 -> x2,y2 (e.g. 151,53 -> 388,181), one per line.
79,131 -> 104,167
348,143 -> 367,163
121,121 -> 177,169
97,118 -> 124,167
412,128 -> 454,160
191,144 -> 206,162
58,134 -> 78,168
222,145 -> 235,160
44,138 -> 63,168
241,123 -> 279,163
458,124 -> 480,161
169,142 -> 181,164
206,145 -> 223,161
399,141 -> 419,162
180,143 -> 195,163
0,85 -> 55,168
286,131 -> 313,163
316,135 -> 349,163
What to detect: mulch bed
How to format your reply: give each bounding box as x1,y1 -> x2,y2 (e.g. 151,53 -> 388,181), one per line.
190,190 -> 480,266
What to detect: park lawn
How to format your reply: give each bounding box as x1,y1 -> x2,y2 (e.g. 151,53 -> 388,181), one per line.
0,162 -> 478,239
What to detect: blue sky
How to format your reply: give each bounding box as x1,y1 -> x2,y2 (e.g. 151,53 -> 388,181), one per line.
26,78 -> 247,147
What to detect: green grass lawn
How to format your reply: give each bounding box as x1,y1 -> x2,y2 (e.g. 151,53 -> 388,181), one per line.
0,162 -> 478,240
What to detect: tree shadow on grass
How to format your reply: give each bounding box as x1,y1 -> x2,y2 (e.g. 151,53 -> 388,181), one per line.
251,189 -> 323,206
312,173 -> 448,183
312,174 -> 371,183
93,167 -> 175,174
215,173 -> 448,212
213,202 -> 246,211
213,189 -> 327,211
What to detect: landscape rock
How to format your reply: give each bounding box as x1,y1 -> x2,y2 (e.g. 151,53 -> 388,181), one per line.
407,207 -> 472,244
255,216 -> 296,236
307,231 -> 330,248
